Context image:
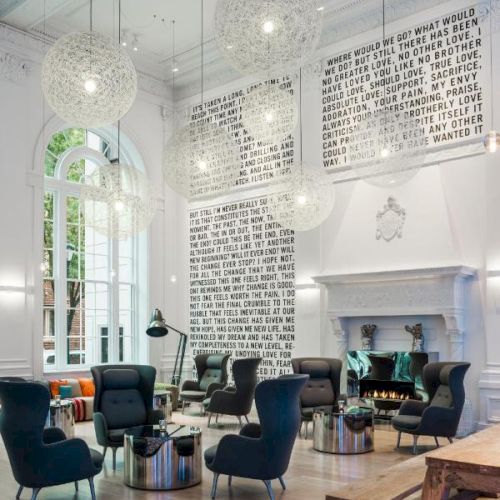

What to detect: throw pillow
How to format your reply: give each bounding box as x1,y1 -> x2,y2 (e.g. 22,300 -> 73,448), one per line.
49,379 -> 68,398
79,378 -> 95,397
59,385 -> 72,399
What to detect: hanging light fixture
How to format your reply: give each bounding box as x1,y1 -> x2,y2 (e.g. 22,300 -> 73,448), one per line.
484,0 -> 500,153
163,5 -> 239,200
267,69 -> 334,231
347,0 -> 426,187
41,0 -> 137,129
214,0 -> 324,78
81,1 -> 154,240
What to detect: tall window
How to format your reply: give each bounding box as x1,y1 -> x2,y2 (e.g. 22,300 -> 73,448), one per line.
43,128 -> 136,371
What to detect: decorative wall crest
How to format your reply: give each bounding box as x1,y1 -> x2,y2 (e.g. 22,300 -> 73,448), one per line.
0,50 -> 30,83
376,196 -> 406,242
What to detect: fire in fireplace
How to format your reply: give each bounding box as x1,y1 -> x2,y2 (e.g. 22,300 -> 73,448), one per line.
359,379 -> 415,402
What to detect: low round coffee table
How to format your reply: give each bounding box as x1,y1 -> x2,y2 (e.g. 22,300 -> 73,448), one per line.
124,424 -> 201,490
313,407 -> 374,454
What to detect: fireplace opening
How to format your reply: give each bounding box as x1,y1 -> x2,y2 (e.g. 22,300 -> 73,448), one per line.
359,379 -> 416,402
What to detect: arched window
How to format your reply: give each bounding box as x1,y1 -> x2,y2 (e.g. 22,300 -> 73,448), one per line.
43,128 -> 137,370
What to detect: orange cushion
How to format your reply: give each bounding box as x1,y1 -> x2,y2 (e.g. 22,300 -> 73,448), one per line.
49,379 -> 68,398
79,378 -> 95,397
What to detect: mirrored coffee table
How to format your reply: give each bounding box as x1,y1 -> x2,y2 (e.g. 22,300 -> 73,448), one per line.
46,399 -> 74,438
124,424 -> 202,490
313,407 -> 374,454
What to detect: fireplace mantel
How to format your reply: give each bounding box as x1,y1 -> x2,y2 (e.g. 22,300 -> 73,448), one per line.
312,266 -> 476,362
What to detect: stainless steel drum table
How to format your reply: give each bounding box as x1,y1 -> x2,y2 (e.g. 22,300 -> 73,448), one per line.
313,407 -> 374,454
124,424 -> 202,490
46,399 -> 74,438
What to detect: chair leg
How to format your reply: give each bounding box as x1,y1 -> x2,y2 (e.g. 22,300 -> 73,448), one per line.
412,435 -> 418,455
112,447 -> 117,470
434,436 -> 440,448
237,416 -> 243,428
75,480 -> 79,491
279,476 -> 286,490
89,477 -> 97,500
182,400 -> 185,414
211,473 -> 220,499
447,437 -> 453,444
215,413 -> 219,424
264,480 -> 275,500
244,414 -> 250,423
16,485 -> 23,499
228,475 -> 232,486
102,446 -> 107,460
31,488 -> 41,500
396,431 -> 401,449
200,403 -> 204,416
208,413 -> 212,427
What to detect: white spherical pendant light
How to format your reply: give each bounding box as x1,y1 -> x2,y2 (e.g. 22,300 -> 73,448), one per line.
267,163 -> 334,231
163,120 -> 240,200
241,83 -> 298,145
214,0 -> 323,77
81,164 -> 155,240
347,109 -> 427,188
42,32 -> 137,128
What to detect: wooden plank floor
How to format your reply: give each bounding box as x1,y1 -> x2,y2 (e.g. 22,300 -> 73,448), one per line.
0,410 -> 442,499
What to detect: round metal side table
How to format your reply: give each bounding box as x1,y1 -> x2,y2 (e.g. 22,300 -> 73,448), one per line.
313,407 -> 374,454
46,399 -> 75,438
124,424 -> 202,490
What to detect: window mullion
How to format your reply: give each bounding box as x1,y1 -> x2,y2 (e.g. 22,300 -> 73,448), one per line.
110,239 -> 119,363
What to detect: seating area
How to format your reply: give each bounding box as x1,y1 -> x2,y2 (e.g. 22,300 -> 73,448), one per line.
1,0 -> 500,499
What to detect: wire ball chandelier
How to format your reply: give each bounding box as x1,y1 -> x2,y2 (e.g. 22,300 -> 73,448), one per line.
41,1 -> 137,129
214,0 -> 324,78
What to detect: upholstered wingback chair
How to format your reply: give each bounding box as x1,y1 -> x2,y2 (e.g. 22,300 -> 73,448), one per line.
180,353 -> 230,414
392,361 -> 470,454
91,364 -> 162,470
291,357 -> 342,438
204,374 -> 309,500
0,381 -> 102,500
205,358 -> 262,426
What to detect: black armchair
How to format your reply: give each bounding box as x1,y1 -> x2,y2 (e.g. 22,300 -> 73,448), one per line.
205,358 -> 262,427
180,353 -> 230,415
392,361 -> 470,454
91,364 -> 162,470
0,381 -> 102,500
291,357 -> 342,438
204,374 -> 309,500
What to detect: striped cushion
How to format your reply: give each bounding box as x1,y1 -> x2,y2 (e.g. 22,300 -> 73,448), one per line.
71,397 -> 86,422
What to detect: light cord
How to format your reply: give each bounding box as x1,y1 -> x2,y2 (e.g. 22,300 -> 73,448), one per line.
490,0 -> 494,129
117,0 -> 122,162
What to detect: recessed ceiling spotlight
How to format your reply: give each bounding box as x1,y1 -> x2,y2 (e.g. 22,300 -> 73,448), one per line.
226,44 -> 233,49
172,67 -> 179,73
317,6 -> 325,11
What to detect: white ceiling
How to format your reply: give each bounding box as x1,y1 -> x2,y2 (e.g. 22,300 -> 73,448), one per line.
0,0 -> 451,99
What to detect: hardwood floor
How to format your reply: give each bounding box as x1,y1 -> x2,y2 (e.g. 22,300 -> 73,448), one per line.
0,410 -> 442,499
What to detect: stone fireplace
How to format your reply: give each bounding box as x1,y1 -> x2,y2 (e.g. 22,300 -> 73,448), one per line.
312,266 -> 476,386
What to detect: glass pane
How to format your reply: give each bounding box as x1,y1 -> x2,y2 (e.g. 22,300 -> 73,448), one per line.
67,160 -> 85,183
119,285 -> 132,310
43,308 -> 55,336
43,250 -> 53,278
62,128 -> 86,148
66,281 -> 83,309
44,151 -> 57,177
44,192 -> 54,220
67,337 -> 83,365
67,224 -> 79,252
66,196 -> 80,219
44,221 -> 53,249
43,279 -> 55,307
66,308 -> 80,336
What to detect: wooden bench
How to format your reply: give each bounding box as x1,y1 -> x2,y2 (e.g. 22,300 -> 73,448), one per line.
326,454 -> 427,500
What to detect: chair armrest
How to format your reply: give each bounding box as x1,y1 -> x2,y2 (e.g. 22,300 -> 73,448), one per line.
148,409 -> 164,424
225,385 -> 237,392
418,406 -> 458,436
93,411 -> 108,447
239,423 -> 261,438
181,380 -> 200,392
398,400 -> 428,416
43,427 -> 67,444
207,389 -> 237,414
206,382 -> 226,398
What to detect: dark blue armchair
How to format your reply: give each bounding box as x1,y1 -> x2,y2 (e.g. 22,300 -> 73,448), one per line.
204,374 -> 309,499
0,381 -> 102,500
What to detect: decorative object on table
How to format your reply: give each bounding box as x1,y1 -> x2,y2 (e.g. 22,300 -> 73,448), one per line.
204,374 -> 308,500
267,69 -> 334,231
291,357 -> 343,439
41,0 -> 137,129
205,358 -> 262,427
124,424 -> 201,490
360,324 -> 377,350
392,362 -> 470,454
313,407 -> 374,454
405,323 -> 425,352
147,308 -> 188,386
163,1 -> 239,201
484,0 -> 500,153
180,353 -> 230,415
376,197 -> 406,242
0,381 -> 102,500
91,364 -> 162,470
214,0 -> 324,78
241,82 -> 297,146
46,399 -> 75,438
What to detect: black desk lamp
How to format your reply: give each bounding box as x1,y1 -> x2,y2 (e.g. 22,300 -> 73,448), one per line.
146,308 -> 187,386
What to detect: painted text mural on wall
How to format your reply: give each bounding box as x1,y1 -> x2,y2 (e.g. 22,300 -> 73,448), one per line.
322,6 -> 484,169
189,77 -> 295,188
189,197 -> 295,379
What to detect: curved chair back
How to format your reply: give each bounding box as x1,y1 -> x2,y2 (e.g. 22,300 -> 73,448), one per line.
424,362 -> 470,411
368,354 -> 395,380
0,381 -> 49,486
232,358 -> 261,414
91,364 -> 156,430
256,374 -> 308,477
194,353 -> 230,390
291,357 -> 342,408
